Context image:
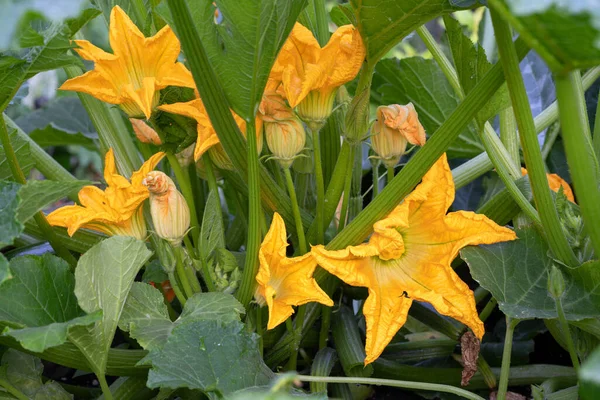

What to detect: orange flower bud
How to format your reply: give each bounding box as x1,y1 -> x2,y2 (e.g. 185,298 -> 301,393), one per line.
143,171 -> 190,246
130,118 -> 162,145
265,118 -> 306,169
371,103 -> 426,168
259,91 -> 295,122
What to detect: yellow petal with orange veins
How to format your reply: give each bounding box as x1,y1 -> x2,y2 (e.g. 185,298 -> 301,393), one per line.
256,213 -> 333,330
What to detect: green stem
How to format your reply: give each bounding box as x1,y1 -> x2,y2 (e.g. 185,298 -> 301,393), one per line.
555,297 -> 580,373
167,270 -> 186,306
236,119 -> 261,308
500,107 -> 520,167
338,144 -> 356,232
491,9 -> 578,267
174,247 -> 194,299
166,152 -> 200,249
202,154 -> 222,209
387,165 -> 395,183
312,127 -> 326,244
98,374 -> 113,400
287,305 -> 307,371
295,375 -> 486,400
593,88 -> 600,162
177,246 -> 201,294
555,71 -> 600,258
452,153 -> 494,189
318,306 -> 331,349
498,317 -> 520,400
0,115 -> 77,268
0,377 -> 29,400
284,168 -> 307,254
372,162 -> 381,199
479,297 -> 497,322
541,123 -> 561,161
187,233 -> 216,292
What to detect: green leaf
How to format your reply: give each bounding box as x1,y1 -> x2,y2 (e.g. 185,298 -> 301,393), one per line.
16,179 -> 91,223
580,346 -> 600,400
0,349 -> 72,399
0,254 -> 10,286
0,180 -> 22,248
91,0 -> 149,31
497,0 -> 600,73
120,288 -> 245,351
15,97 -> 97,150
158,0 -> 306,119
0,254 -> 100,352
0,125 -> 35,181
146,319 -> 273,395
461,226 -> 600,320
371,57 -> 483,158
444,15 -> 510,125
200,190 -> 225,263
67,236 -> 152,377
349,0 -> 470,65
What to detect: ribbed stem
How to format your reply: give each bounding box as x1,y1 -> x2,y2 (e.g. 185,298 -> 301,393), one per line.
167,270 -> 186,306
387,165 -> 395,184
500,107 -> 520,167
372,161 -> 381,198
312,127 -> 325,244
490,8 -> 578,267
337,144 -> 356,231
594,88 -> 600,162
498,317 -> 520,399
555,296 -> 580,373
310,347 -> 338,394
284,168 -> 307,254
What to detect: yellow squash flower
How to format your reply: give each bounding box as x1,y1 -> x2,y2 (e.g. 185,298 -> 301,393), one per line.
158,99 -> 263,170
60,6 -> 195,119
271,23 -> 365,130
47,149 -> 165,240
521,168 -> 575,203
312,154 -> 517,365
255,213 -> 333,329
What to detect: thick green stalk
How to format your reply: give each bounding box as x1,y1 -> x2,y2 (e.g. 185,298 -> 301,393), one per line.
98,375 -> 113,400
166,153 -> 200,248
387,165 -> 395,183
0,376 -> 29,400
295,375 -> 485,400
498,317 -> 520,400
325,38 -> 530,252
286,305 -> 306,371
312,127 -> 326,244
490,9 -> 578,267
555,71 -> 600,257
337,144 -> 356,231
312,0 -> 329,45
500,107 -> 520,167
174,247 -> 194,298
167,0 -> 311,232
167,270 -> 186,306
452,153 -> 494,189
479,297 -> 498,322
237,120 -> 261,308
0,115 -> 77,267
372,161 -> 381,198
555,296 -> 580,373
594,89 -> 600,162
64,65 -> 141,176
284,168 -> 307,253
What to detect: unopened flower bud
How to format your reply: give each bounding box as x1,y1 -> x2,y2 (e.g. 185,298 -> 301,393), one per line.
548,265 -> 566,299
265,118 -> 306,169
371,103 -> 426,168
176,144 -> 195,168
143,171 -> 190,246
130,118 -> 162,145
296,90 -> 337,132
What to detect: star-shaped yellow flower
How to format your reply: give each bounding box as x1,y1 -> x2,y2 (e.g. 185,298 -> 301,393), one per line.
158,99 -> 262,170
270,23 -> 365,128
60,6 -> 195,119
312,154 -> 517,365
521,168 -> 575,203
255,213 -> 333,329
47,149 -> 165,240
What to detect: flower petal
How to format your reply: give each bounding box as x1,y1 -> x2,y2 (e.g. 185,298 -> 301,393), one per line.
311,244 -> 378,288
59,70 -> 120,104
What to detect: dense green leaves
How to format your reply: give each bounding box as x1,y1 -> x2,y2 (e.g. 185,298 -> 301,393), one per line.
68,236 -> 152,378
348,0 -> 471,65
495,0 -> 600,73
581,346 -> 600,399
146,319 -> 273,396
0,181 -> 22,248
0,350 -> 72,399
0,254 -> 100,352
159,0 -> 307,119
371,57 -> 483,158
199,190 -> 225,262
0,254 -> 10,287
461,226 -> 600,320
16,179 -> 90,223
0,126 -> 35,181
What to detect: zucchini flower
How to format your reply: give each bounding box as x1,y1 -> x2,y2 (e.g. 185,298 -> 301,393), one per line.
47,149 -> 165,240
271,23 -> 365,131
371,103 -> 426,168
259,92 -> 306,169
143,171 -> 190,246
60,6 -> 195,119
521,168 -> 575,203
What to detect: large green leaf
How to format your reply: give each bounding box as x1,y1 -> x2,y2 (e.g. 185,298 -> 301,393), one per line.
497,0 -> 600,73
16,179 -> 90,223
119,286 -> 245,350
0,349 -> 72,400
371,57 -> 483,158
581,346 -> 600,400
461,226 -> 600,320
146,319 -> 274,396
0,7 -> 100,111
0,254 -> 100,353
67,236 -> 152,378
0,125 -> 35,181
15,97 -> 97,150
91,0 -> 150,30
348,0 -> 471,65
444,15 -> 509,125
0,254 -> 10,287
0,181 -> 22,248
158,0 -> 307,119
